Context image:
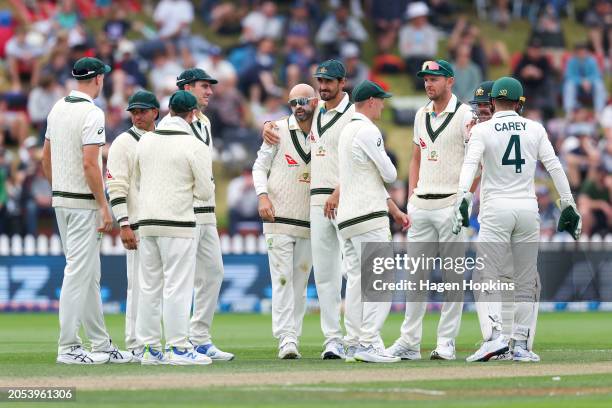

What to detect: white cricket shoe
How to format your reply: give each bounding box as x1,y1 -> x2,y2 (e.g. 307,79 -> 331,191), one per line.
513,345 -> 541,362
321,340 -> 345,360
193,343 -> 235,361
141,346 -> 168,365
466,336 -> 509,362
130,349 -> 144,363
490,350 -> 513,361
166,347 -> 212,366
386,341 -> 422,360
345,345 -> 359,363
57,345 -> 109,365
93,341 -> 132,364
278,342 -> 301,359
354,345 -> 401,363
430,340 -> 456,360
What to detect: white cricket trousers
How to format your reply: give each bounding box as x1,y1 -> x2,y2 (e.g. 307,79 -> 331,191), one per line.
124,231 -> 140,351
266,233 -> 312,347
310,205 -> 345,345
55,207 -> 110,355
137,235 -> 197,350
189,224 -> 224,345
399,203 -> 465,350
477,199 -> 540,346
343,227 -> 392,348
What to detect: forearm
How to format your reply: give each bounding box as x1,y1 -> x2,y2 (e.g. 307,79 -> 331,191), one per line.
83,164 -> 107,208
408,155 -> 419,199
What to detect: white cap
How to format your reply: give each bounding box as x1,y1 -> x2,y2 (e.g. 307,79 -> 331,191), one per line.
406,1 -> 429,19
340,42 -> 360,59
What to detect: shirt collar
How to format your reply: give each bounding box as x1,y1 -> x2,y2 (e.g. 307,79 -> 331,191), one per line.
352,111 -> 372,124
322,92 -> 350,114
69,90 -> 94,103
158,116 -> 192,133
492,110 -> 519,119
132,126 -> 150,135
288,114 -> 311,135
424,93 -> 458,116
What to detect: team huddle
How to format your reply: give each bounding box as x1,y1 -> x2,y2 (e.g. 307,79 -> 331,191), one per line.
42,55 -> 581,366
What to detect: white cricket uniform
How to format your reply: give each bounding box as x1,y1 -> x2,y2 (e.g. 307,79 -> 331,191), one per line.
253,115 -> 312,348
458,110 -> 573,345
46,90 -> 112,355
309,93 -> 355,345
134,116 -> 214,351
337,112 -> 397,348
399,94 -> 473,352
159,112 -> 223,346
107,125 -> 147,351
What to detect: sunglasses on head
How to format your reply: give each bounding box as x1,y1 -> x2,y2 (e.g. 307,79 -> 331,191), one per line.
289,97 -> 314,107
422,60 -> 440,71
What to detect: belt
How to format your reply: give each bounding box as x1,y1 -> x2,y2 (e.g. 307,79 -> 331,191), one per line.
417,194 -> 453,200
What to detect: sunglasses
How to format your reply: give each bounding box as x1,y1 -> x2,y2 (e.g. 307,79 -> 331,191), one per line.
289,97 -> 314,107
421,60 -> 451,76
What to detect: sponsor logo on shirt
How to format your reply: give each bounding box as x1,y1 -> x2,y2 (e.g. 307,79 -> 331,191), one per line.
105,169 -> 113,179
419,138 -> 427,149
285,154 -> 299,166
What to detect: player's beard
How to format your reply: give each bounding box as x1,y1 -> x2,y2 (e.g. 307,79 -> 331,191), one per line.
319,86 -> 338,101
294,106 -> 313,122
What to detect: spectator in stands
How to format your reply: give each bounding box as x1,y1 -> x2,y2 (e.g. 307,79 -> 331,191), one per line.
23,161 -> 52,236
513,38 -> 557,118
563,43 -> 607,116
54,0 -> 80,30
583,0 -> 612,58
399,2 -> 439,89
5,25 -> 44,91
197,46 -> 237,84
250,92 -> 290,131
452,44 -> 482,103
103,5 -> 130,44
41,49 -> 72,86
447,17 -> 489,79
563,115 -> 600,190
341,42 -> 369,94
227,166 -> 261,235
153,0 -> 194,43
491,0 -> 511,28
114,39 -> 147,88
239,38 -> 282,102
316,2 -> 368,59
536,185 -> 560,238
0,96 -> 29,147
578,165 -> 612,236
27,73 -> 64,143
528,4 -> 565,49
241,1 -> 283,43
149,49 -> 184,95
370,0 -> 407,53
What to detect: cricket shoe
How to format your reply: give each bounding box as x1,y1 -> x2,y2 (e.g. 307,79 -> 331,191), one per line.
466,336 -> 509,362
490,350 -> 513,361
345,345 -> 359,363
194,343 -> 235,361
513,345 -> 540,362
130,349 -> 144,363
385,341 -> 422,361
57,345 -> 109,365
94,341 -> 132,363
278,342 -> 301,359
321,340 -> 345,360
354,345 -> 401,363
141,345 -> 168,365
166,347 -> 212,366
430,340 -> 456,360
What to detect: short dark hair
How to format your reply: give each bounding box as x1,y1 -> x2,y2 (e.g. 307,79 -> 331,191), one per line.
170,109 -> 191,120
494,99 -> 517,110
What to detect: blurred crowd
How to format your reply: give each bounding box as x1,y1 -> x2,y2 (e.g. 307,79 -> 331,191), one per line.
0,0 -> 610,238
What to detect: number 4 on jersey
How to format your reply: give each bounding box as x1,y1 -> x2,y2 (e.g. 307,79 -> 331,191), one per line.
502,134 -> 525,173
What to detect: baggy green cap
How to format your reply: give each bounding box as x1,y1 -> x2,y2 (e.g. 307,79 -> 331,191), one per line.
352,80 -> 392,102
72,57 -> 111,80
492,77 -> 524,101
313,59 -> 346,80
416,59 -> 454,78
126,90 -> 160,111
169,90 -> 198,113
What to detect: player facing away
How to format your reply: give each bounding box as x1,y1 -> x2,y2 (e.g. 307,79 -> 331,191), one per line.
107,90 -> 160,362
337,80 -> 401,363
134,91 -> 214,365
453,77 -> 582,362
387,59 -> 474,362
252,84 -> 316,359
42,57 -> 131,364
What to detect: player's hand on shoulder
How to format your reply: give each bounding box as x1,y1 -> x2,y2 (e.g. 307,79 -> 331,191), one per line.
262,121 -> 280,145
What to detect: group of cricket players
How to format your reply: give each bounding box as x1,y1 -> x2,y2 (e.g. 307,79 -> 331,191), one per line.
42,54 -> 581,366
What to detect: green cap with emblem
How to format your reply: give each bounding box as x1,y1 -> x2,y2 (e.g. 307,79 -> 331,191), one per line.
176,68 -> 218,88
352,80 -> 392,102
416,59 -> 454,78
492,76 -> 523,101
72,57 -> 111,80
313,59 -> 346,80
126,90 -> 160,111
470,80 -> 495,104
169,90 -> 198,113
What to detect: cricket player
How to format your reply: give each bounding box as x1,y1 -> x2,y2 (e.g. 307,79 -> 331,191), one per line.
387,60 -> 474,361
42,57 -> 131,364
135,91 -> 214,365
263,60 -> 407,359
159,68 -> 234,361
337,80 -> 400,363
106,90 -> 160,362
252,84 -> 316,359
453,77 -> 581,362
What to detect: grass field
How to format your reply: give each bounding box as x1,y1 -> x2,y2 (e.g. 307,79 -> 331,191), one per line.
1,312 -> 612,407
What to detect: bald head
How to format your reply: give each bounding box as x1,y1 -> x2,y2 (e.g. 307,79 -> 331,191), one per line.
288,83 -> 317,123
289,83 -> 316,100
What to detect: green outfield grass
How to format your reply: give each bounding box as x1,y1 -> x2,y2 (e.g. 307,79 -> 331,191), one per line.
1,312 -> 612,407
